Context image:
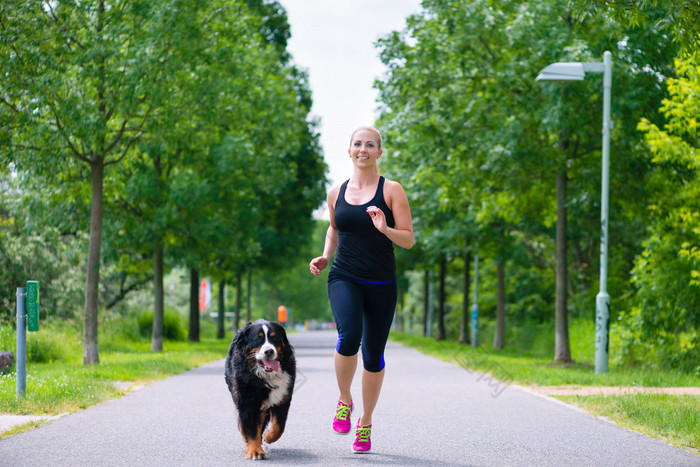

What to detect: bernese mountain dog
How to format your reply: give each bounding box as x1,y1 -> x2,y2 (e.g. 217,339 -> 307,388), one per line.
224,319 -> 296,460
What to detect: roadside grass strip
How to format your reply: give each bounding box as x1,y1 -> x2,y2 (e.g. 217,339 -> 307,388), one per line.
0,333 -> 230,437
557,394 -> 700,452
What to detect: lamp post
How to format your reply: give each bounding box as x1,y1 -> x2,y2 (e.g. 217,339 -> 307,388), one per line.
536,51 -> 612,373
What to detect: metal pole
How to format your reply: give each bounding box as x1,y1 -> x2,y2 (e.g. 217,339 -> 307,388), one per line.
16,287 -> 26,397
595,51 -> 612,373
471,249 -> 479,348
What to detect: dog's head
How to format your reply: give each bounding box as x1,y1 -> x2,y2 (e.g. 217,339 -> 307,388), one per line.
233,319 -> 292,376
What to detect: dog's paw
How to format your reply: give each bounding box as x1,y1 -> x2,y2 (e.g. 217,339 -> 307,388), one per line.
245,447 -> 267,461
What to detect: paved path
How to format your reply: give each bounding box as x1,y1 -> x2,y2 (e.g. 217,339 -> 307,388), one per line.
0,331 -> 697,466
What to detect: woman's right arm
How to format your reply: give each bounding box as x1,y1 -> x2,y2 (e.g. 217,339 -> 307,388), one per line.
309,186 -> 340,276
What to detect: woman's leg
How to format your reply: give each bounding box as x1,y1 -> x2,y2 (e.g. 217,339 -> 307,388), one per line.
358,281 -> 397,426
328,279 -> 363,404
335,352 -> 357,404
360,368 -> 385,426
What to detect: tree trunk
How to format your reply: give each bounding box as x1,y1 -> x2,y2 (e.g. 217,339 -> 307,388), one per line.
396,277 -> 405,332
235,273 -> 243,330
151,237 -> 164,351
83,159 -> 104,364
460,251 -> 471,344
423,270 -> 429,337
188,268 -> 200,342
493,259 -> 506,349
554,169 -> 571,362
437,256 -> 447,340
217,280 -> 226,339
246,271 -> 252,322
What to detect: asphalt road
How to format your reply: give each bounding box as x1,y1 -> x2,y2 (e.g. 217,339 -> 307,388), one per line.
0,330 -> 697,466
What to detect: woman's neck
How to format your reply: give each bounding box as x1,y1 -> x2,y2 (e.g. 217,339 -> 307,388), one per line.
350,168 -> 380,188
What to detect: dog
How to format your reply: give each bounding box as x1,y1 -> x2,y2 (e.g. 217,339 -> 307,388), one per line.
225,319 -> 296,460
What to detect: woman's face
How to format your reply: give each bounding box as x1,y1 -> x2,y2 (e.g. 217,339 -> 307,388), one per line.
348,129 -> 382,167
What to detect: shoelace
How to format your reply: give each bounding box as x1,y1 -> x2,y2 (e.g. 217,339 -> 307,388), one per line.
335,403 -> 351,421
355,424 -> 371,442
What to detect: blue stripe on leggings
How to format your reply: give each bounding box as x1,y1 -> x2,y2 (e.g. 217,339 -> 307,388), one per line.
336,331 -> 342,352
357,279 -> 395,285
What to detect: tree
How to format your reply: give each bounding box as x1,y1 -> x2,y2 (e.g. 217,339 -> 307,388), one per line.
570,0 -> 699,53
0,1 -> 203,363
375,0 -> 679,364
631,51 -> 700,371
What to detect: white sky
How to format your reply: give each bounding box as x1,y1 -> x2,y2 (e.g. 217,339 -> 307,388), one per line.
278,0 -> 422,217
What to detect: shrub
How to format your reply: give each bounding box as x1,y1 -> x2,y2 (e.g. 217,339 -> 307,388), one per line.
137,309 -> 186,341
26,331 -> 64,363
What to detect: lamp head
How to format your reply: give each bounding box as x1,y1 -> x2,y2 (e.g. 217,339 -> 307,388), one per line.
536,62 -> 585,81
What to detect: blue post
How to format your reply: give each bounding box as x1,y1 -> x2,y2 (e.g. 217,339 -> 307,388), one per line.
16,287 -> 26,398
471,251 -> 479,347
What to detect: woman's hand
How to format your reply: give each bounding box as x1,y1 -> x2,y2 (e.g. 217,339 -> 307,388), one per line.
366,205 -> 388,234
309,256 -> 330,276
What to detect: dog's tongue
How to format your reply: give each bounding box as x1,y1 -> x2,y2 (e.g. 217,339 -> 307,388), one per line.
263,359 -> 280,372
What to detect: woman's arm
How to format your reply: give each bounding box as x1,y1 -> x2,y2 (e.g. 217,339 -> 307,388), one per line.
310,186 -> 340,276
367,179 -> 415,249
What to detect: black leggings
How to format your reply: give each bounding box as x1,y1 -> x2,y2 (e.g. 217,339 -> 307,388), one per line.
328,277 -> 397,372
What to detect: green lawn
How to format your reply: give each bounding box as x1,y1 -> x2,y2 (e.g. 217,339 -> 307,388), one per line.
0,330 -> 230,417
558,394 -> 700,453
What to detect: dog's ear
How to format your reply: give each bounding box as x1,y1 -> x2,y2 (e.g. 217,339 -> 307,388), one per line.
272,322 -> 292,349
232,323 -> 251,351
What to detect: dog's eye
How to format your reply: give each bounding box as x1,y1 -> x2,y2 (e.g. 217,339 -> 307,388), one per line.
258,332 -> 264,337
269,332 -> 275,337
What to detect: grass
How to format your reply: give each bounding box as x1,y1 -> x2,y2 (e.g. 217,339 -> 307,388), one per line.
0,321 -> 230,421
558,394 -> 700,453
389,331 -> 700,387
389,329 -> 700,453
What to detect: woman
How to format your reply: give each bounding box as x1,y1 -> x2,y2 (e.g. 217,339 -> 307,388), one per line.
309,126 -> 414,453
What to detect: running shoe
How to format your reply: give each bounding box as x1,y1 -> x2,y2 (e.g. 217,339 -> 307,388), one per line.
332,400 -> 353,434
352,420 -> 372,453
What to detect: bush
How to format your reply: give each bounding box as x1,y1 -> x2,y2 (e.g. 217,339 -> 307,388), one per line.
137,309 -> 186,341
0,321 -> 76,364
26,331 -> 65,363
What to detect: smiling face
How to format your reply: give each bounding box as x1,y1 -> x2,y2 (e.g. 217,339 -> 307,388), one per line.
349,127 -> 382,171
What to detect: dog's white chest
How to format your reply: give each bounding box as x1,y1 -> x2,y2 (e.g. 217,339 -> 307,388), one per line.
262,372 -> 291,410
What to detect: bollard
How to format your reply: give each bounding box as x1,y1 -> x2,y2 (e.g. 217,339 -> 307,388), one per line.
16,287 -> 26,398
471,252 -> 479,348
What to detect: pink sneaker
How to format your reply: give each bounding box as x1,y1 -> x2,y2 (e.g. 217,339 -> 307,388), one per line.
332,400 -> 352,434
352,420 -> 372,453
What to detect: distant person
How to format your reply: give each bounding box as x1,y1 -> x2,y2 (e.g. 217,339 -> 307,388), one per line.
309,126 -> 414,453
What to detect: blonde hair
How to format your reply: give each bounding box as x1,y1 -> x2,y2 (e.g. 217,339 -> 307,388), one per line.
349,126 -> 382,175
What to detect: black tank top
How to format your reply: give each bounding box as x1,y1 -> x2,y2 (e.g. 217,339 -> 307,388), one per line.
330,176 -> 396,283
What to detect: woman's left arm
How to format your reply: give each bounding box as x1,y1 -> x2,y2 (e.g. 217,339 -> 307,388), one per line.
368,180 -> 415,249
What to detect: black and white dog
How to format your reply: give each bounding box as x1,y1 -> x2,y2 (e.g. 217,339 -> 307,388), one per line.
224,319 -> 296,460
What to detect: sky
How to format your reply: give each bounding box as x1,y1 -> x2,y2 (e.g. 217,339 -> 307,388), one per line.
278,0 -> 423,196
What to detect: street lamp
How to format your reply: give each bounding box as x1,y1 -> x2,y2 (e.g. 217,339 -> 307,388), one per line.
536,51 -> 612,374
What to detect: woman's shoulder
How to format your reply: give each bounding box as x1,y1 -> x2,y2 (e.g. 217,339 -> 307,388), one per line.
382,178 -> 407,196
327,183 -> 342,206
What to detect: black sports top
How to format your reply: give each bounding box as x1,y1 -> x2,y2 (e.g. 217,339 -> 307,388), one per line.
330,176 -> 396,283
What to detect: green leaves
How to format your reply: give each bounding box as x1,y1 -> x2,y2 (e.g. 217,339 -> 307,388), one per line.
1,1 -> 326,356
632,53 -> 700,367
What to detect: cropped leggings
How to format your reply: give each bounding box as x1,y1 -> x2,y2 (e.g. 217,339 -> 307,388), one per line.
328,277 -> 397,372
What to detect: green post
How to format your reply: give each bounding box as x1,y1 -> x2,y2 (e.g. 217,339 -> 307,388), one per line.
27,281 -> 40,332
